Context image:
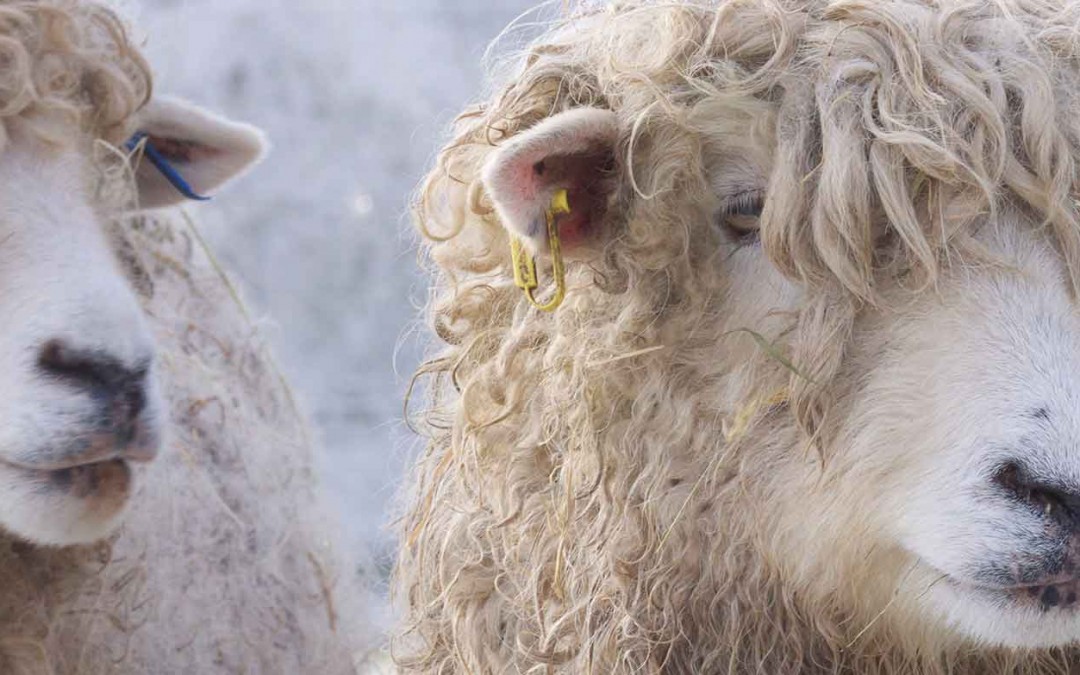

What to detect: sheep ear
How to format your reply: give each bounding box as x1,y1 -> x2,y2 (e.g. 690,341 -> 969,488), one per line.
130,96 -> 268,209
482,107 -> 618,254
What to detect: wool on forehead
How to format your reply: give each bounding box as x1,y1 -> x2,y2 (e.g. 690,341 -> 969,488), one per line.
0,0 -> 150,150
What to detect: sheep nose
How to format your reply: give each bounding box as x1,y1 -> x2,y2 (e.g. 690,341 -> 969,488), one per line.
38,339 -> 149,427
993,462 -> 1080,528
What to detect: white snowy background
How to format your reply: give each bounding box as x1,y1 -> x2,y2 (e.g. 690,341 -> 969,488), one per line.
122,0 -> 539,631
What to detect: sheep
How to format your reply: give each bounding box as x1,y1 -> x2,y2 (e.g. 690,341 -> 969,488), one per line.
394,0 -> 1080,672
0,1 -> 360,672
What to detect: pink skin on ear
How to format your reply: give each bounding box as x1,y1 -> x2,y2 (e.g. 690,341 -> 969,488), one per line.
559,198 -> 591,247
145,135 -> 221,164
131,96 -> 268,210
482,108 -> 619,254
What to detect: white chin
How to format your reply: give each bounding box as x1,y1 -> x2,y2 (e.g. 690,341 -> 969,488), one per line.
0,459 -> 133,546
928,576 -> 1080,648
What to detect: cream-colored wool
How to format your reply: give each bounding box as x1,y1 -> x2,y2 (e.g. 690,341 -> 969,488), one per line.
0,1 -> 149,151
395,1 -> 1080,672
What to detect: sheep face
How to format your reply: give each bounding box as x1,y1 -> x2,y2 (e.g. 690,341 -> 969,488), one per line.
693,112 -> 1080,650
720,188 -> 1080,649
829,220 -> 1080,649
478,106 -> 1080,652
0,132 -> 162,546
0,100 -> 264,547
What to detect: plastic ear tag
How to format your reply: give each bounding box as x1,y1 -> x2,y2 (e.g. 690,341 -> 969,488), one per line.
510,188 -> 570,312
124,132 -> 211,202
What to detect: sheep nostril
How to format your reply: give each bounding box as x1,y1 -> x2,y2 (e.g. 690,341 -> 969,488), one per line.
38,340 -> 149,422
993,462 -> 1078,523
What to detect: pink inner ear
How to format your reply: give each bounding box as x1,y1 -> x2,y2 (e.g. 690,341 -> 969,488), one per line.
483,108 -> 619,250
510,160 -> 543,204
147,135 -> 218,163
558,191 -> 593,247
557,152 -> 613,247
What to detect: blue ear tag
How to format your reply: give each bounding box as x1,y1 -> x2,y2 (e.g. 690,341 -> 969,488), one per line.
124,132 -> 211,202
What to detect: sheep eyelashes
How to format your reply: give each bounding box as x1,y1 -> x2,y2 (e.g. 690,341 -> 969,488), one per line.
510,188 -> 570,312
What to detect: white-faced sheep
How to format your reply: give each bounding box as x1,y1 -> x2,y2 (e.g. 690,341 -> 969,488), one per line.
0,2 -> 359,672
395,0 -> 1080,672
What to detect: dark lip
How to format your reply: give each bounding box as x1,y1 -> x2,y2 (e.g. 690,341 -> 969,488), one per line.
0,430 -> 158,473
47,458 -> 133,500
0,448 -> 147,474
942,572 -> 1080,611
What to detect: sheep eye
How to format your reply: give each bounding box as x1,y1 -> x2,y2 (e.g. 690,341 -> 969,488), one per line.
718,192 -> 764,244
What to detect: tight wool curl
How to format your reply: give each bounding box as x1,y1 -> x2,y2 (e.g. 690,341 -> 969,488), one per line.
396,1 -> 1080,673
0,0 -> 150,149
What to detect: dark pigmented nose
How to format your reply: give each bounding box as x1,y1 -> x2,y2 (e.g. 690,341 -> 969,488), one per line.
993,462 -> 1080,529
38,339 -> 148,423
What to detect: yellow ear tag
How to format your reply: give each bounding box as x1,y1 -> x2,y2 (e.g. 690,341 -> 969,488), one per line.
510,188 -> 570,312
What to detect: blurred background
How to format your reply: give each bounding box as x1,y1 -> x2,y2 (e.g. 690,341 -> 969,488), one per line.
121,0 -> 539,628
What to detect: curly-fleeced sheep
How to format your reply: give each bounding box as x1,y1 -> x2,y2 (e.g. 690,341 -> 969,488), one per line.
395,1 -> 1080,672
